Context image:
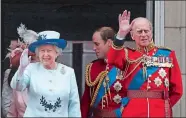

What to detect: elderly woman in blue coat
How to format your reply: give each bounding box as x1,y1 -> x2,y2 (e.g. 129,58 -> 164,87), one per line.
11,31 -> 81,117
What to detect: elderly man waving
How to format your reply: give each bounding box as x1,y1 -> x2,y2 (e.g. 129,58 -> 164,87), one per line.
107,10 -> 183,117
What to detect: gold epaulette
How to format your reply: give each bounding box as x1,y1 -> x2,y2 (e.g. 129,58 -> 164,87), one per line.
157,46 -> 172,51
126,46 -> 136,51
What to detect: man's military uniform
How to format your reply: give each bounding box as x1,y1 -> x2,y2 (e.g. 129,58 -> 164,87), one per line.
106,37 -> 183,117
81,59 -> 128,118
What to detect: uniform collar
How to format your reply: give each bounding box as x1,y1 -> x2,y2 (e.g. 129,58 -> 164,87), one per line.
136,42 -> 155,54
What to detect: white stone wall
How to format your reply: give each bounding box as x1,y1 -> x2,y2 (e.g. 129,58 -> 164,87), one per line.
164,1 -> 186,117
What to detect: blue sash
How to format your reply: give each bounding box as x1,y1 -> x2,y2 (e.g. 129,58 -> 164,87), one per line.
128,49 -> 171,89
93,67 -> 117,107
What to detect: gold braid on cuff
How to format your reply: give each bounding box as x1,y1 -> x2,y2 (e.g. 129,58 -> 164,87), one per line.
111,41 -> 124,50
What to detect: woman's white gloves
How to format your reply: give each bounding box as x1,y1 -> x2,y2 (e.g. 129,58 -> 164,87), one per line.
18,49 -> 31,76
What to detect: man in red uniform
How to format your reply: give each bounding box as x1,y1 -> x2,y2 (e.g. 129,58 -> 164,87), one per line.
107,10 -> 183,117
81,27 -> 128,118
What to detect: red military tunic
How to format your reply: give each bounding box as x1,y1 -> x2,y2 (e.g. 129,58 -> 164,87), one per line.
107,40 -> 183,117
81,59 -> 128,118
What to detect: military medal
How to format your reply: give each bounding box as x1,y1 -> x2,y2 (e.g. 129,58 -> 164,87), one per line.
116,75 -> 123,80
116,69 -> 124,80
151,56 -> 173,68
158,68 -> 167,78
113,81 -> 122,92
113,94 -> 122,104
154,77 -> 162,87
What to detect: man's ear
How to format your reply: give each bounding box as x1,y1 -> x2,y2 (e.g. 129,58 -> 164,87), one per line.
107,39 -> 113,46
130,31 -> 135,41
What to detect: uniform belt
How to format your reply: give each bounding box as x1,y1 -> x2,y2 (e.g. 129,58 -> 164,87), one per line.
127,90 -> 169,99
92,107 -> 117,118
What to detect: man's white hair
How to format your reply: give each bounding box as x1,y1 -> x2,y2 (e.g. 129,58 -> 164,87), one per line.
131,17 -> 153,32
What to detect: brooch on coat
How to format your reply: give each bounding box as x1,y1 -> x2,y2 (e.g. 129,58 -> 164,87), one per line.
60,66 -> 65,74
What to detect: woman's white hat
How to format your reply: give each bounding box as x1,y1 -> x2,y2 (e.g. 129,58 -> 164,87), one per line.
28,31 -> 67,53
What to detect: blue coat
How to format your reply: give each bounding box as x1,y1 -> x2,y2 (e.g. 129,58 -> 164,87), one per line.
11,62 -> 81,117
